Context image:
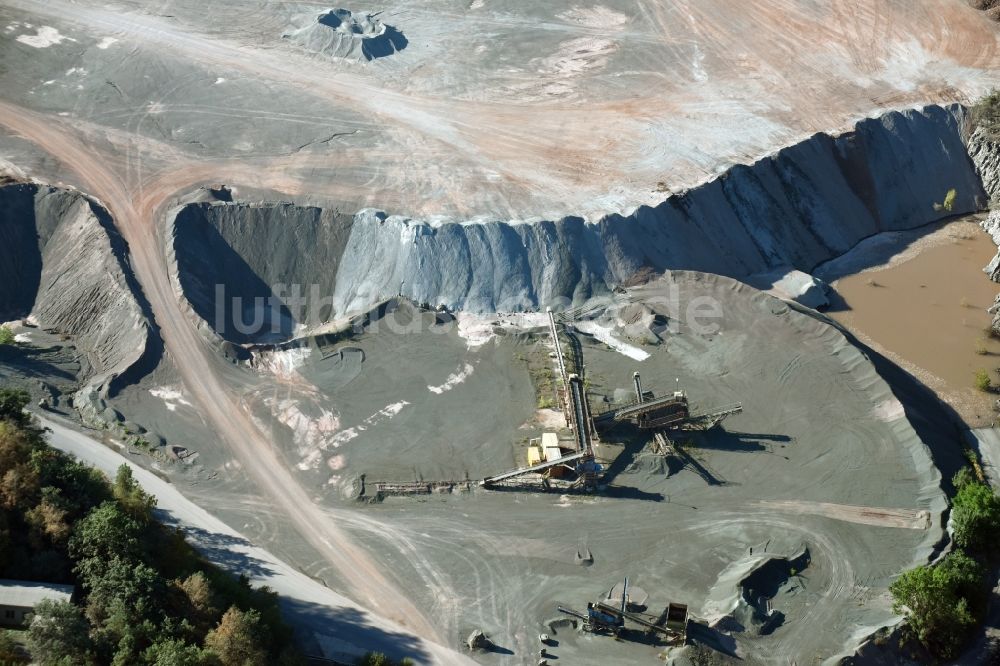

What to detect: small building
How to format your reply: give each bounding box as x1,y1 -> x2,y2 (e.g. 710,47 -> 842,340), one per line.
0,579 -> 74,628
527,439 -> 544,466
542,432 -> 563,463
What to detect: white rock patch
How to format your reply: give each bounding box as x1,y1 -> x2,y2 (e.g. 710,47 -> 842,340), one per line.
428,363 -> 474,394
575,321 -> 650,361
150,387 -> 193,412
17,26 -> 74,48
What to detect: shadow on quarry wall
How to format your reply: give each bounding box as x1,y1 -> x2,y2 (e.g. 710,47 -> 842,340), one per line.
0,183 -> 157,395
171,202 -> 353,344
362,26 -> 407,60
171,203 -> 351,343
733,548 -> 811,636
0,183 -> 42,319
174,213 -> 295,344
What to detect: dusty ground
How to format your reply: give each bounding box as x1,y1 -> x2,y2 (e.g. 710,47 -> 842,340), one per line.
0,1 -> 990,663
1,0 -> 999,222
95,274 -> 947,663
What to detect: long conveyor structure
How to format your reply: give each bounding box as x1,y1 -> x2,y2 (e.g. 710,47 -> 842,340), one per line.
480,450 -> 589,486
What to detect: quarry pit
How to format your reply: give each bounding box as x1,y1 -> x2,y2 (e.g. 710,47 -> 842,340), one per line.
3,1 -> 1000,664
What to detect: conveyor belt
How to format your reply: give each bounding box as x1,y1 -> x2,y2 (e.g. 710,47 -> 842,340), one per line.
614,394 -> 687,421
547,309 -> 568,386
480,450 -> 589,486
684,403 -> 743,429
568,375 -> 592,453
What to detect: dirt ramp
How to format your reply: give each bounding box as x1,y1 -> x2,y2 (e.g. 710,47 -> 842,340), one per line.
0,182 -> 151,393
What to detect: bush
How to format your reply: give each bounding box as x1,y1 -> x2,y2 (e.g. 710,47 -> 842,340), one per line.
972,89 -> 1000,141
0,630 -> 27,664
935,188 -> 958,212
0,326 -> 14,346
0,389 -> 31,428
890,552 -> 984,659
975,369 -> 992,392
951,476 -> 1000,552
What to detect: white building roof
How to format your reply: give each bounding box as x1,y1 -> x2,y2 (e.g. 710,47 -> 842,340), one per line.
0,580 -> 74,608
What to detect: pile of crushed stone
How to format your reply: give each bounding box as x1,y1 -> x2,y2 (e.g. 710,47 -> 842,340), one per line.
283,8 -> 407,61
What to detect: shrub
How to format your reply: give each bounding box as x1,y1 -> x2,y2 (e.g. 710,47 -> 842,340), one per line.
0,326 -> 13,346
975,369 -> 992,392
0,389 -> 31,428
951,477 -> 1000,551
972,89 -> 1000,141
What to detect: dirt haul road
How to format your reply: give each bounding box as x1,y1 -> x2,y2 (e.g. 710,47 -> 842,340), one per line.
4,0 -> 1000,220
0,103 -> 471,663
38,416 -> 462,664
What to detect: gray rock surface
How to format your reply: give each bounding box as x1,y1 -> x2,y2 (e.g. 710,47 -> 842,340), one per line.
169,104 -> 987,342
331,105 -> 984,315
982,209 -> 1000,282
967,127 -> 1000,204
0,182 -> 151,395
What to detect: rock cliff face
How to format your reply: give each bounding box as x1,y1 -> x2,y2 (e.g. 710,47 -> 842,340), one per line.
0,182 -> 152,394
169,104 -> 987,342
967,127 -> 1000,204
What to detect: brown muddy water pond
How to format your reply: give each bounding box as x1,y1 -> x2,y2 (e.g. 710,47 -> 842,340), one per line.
827,218 -> 1000,422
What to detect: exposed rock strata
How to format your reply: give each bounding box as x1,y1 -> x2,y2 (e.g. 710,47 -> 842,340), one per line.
967,127 -> 1000,203
169,105 -> 987,342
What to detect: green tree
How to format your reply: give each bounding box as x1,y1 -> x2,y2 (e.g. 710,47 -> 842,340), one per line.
68,502 -> 142,569
0,326 -> 14,346
25,599 -> 92,666
81,557 -> 165,649
0,390 -> 30,428
142,638 -> 211,666
951,477 -> 1000,551
890,551 -> 983,658
204,607 -> 268,666
0,629 -> 27,664
954,467 -> 978,490
112,465 -> 156,523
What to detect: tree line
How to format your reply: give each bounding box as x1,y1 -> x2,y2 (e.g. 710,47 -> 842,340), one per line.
0,388 -> 299,665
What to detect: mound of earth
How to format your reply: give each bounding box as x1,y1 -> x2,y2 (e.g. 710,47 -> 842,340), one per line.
166,201 -> 353,344
0,182 -> 152,395
283,8 -> 407,61
169,105 -> 984,337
